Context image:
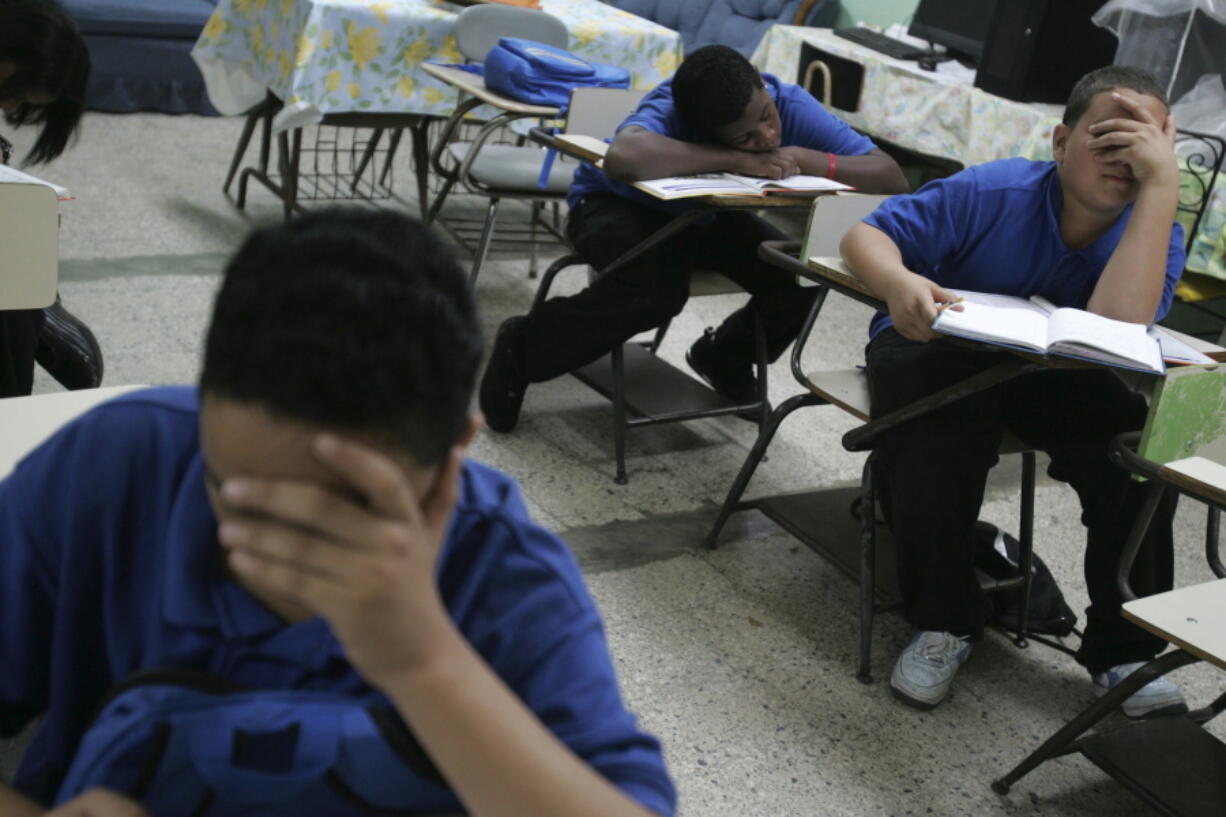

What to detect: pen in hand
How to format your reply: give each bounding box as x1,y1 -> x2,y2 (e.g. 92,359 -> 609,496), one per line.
935,296 -> 965,313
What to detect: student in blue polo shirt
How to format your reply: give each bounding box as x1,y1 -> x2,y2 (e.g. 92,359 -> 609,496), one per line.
479,44 -> 908,432
841,66 -> 1186,715
0,209 -> 676,817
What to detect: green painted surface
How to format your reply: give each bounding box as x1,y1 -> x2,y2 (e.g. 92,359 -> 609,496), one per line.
836,0 -> 920,29
1139,365 -> 1226,466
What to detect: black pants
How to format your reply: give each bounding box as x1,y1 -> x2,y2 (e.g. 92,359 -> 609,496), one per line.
520,194 -> 817,382
0,309 -> 44,398
864,328 -> 1176,673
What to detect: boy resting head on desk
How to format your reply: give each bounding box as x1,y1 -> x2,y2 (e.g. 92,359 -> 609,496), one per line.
0,209 -> 675,817
479,44 -> 908,433
840,66 -> 1187,714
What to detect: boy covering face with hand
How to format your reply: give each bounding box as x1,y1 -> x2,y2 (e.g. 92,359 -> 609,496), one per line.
841,66 -> 1187,714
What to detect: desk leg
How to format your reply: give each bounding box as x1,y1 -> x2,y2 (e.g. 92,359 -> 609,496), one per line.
705,392 -> 828,548
224,103 -> 264,196
858,455 -> 878,684
992,650 -> 1199,794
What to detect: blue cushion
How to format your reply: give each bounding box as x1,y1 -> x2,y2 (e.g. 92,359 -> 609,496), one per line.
60,0 -> 218,39
607,0 -> 805,56
692,0 -> 804,55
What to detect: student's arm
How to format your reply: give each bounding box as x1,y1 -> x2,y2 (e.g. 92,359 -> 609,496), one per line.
1085,91 -> 1180,324
216,439 -> 662,817
777,147 -> 909,193
841,221 -> 960,342
604,125 -> 800,181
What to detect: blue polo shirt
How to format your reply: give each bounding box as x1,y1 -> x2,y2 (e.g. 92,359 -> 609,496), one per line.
863,158 -> 1185,338
0,387 -> 675,814
568,72 -> 878,211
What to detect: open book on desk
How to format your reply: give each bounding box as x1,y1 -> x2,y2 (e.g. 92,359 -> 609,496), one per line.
549,133 -> 852,200
0,163 -> 71,200
634,172 -> 851,201
931,290 -> 1174,374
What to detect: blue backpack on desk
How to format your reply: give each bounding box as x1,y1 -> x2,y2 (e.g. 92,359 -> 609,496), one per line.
55,669 -> 454,816
483,37 -> 630,110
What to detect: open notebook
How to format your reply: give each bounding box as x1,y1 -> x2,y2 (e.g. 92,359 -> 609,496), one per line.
633,172 -> 851,200
551,133 -> 852,200
930,291 -> 1198,375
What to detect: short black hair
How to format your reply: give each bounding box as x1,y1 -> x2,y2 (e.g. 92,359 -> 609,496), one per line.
200,208 -> 483,467
1063,65 -> 1167,128
0,0 -> 90,164
671,44 -> 762,138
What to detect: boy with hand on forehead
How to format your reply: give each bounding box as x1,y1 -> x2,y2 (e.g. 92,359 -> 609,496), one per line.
0,210 -> 675,817
480,44 -> 908,432
841,67 -> 1187,713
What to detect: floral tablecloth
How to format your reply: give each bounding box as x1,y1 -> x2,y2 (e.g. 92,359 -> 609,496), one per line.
192,0 -> 683,131
751,25 -> 1226,282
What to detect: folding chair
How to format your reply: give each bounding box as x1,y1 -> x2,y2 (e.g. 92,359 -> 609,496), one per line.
528,88 -> 776,483
423,5 -> 574,283
706,196 -> 1039,682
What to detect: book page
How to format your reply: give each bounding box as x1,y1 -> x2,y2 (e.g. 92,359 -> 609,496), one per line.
633,174 -> 757,200
723,173 -> 852,193
1148,326 -> 1217,365
0,164 -> 71,200
1046,308 -> 1163,372
931,291 -> 1048,352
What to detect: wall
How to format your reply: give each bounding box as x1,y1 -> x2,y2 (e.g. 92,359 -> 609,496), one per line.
836,0 -> 918,28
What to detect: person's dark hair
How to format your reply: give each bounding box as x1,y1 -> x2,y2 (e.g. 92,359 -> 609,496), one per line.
0,0 -> 90,164
671,44 -> 762,138
1062,65 -> 1167,128
200,208 -> 483,467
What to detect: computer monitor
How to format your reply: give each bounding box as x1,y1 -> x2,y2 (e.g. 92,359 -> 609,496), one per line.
908,0 -> 999,62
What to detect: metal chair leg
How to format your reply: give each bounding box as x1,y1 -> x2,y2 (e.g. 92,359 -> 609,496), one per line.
529,201 -> 540,279
1014,450 -> 1037,647
754,309 -> 769,431
611,343 -> 628,485
532,254 -> 585,311
706,392 -> 825,549
424,176 -> 456,226
858,454 -> 879,684
469,197 -> 501,285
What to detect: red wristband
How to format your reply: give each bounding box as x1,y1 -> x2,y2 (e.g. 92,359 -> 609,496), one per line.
826,152 -> 837,180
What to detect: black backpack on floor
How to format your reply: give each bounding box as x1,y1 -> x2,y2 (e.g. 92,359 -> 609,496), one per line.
973,521 -> 1078,637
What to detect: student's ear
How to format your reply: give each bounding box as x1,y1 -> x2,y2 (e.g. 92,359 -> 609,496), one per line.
458,413 -> 480,451
1052,122 -> 1070,164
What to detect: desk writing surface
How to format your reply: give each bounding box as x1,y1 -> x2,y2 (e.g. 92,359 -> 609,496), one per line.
0,182 -> 59,310
420,63 -> 560,116
0,386 -> 146,479
1122,579 -> 1226,671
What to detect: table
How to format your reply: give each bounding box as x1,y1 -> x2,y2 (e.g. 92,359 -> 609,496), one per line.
192,0 -> 683,133
750,25 -> 1226,285
752,26 -> 1062,167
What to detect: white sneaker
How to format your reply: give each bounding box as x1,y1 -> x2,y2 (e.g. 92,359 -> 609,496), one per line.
890,631 -> 973,710
1092,661 -> 1188,719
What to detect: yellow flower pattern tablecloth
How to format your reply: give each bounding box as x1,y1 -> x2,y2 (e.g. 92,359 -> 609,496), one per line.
192,0 -> 682,123
751,25 -> 1226,282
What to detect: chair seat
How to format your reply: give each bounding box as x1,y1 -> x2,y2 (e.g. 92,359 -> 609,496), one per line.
806,368 -> 1031,453
446,142 -> 577,194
